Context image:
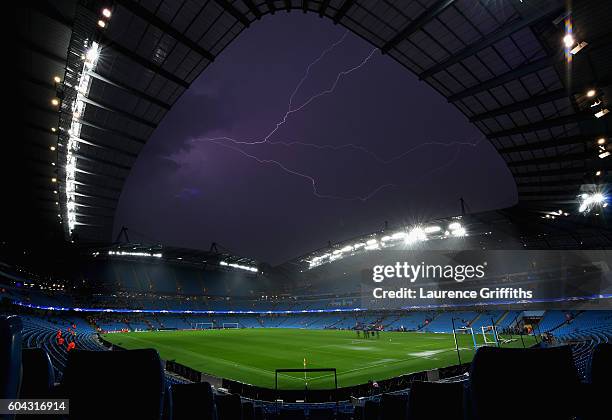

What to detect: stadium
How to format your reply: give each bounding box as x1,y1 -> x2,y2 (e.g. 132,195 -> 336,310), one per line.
4,0 -> 612,419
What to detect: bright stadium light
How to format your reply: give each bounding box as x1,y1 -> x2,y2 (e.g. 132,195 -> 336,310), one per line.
586,89 -> 596,97
220,260 -> 258,273
579,192 -> 607,213
405,227 -> 427,245
390,232 -> 407,240
452,227 -> 467,237
97,19 -> 106,28
563,33 -> 575,48
50,146 -> 56,151
448,222 -> 462,231
53,76 -> 61,83
51,98 -> 59,106
102,8 -> 112,18
108,250 -> 163,258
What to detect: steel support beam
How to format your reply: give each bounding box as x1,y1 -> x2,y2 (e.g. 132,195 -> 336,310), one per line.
418,2 -> 562,80
99,34 -> 190,88
507,151 -> 593,167
319,0 -> 331,17
73,117 -> 147,144
487,112 -> 592,139
88,70 -> 171,110
213,0 -> 251,27
470,89 -> 568,122
242,0 -> 261,19
333,0 -> 356,24
448,56 -> 552,103
498,135 -> 587,154
517,179 -> 585,188
382,0 -> 455,53
116,0 -> 217,59
78,95 -> 157,128
74,153 -> 132,172
513,166 -> 591,177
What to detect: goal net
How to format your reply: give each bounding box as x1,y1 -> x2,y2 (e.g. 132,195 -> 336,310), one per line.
192,322 -> 214,330
481,325 -> 501,346
455,326 -> 478,350
222,322 -> 240,329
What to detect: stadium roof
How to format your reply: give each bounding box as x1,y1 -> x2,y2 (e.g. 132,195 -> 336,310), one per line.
17,0 -> 611,246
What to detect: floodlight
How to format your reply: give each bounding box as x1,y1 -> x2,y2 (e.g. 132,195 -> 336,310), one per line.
448,222 -> 462,230
595,109 -> 609,118
53,76 -> 61,83
51,98 -> 59,106
51,178 -> 57,183
563,34 -> 575,48
102,8 -> 112,18
423,226 -> 441,233
597,138 -> 606,145
586,89 -> 596,97
50,146 -> 56,151
85,44 -> 100,64
596,170 -> 602,176
600,151 -> 610,159
405,227 -> 426,244
97,20 -> 106,28
570,41 -> 588,55
452,227 -> 467,237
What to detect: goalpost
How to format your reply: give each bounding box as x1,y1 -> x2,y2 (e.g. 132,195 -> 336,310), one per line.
454,326 -> 478,350
192,322 -> 214,330
222,322 -> 240,329
481,325 -> 499,346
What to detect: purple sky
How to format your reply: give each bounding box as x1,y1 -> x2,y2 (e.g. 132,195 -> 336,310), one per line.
114,13 -> 517,265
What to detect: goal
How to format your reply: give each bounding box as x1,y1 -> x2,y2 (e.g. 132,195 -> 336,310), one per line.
454,326 -> 478,350
222,322 -> 240,329
481,325 -> 499,346
192,322 -> 214,330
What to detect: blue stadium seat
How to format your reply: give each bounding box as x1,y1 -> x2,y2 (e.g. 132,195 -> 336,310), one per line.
171,382 -> 216,420
59,349 -> 165,419
406,381 -> 463,420
216,393 -> 242,420
467,346 -> 580,420
19,348 -> 55,398
1,315 -> 23,406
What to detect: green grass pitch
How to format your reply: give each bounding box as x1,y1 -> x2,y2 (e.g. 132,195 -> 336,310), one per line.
102,328 -> 537,389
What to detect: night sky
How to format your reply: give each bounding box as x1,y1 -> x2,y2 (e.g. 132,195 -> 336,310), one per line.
114,13 -> 517,265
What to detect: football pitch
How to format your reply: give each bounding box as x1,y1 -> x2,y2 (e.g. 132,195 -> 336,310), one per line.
102,328 -> 536,389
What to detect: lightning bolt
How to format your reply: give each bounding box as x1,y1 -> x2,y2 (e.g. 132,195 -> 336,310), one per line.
208,139 -> 397,201
193,33 -> 485,201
